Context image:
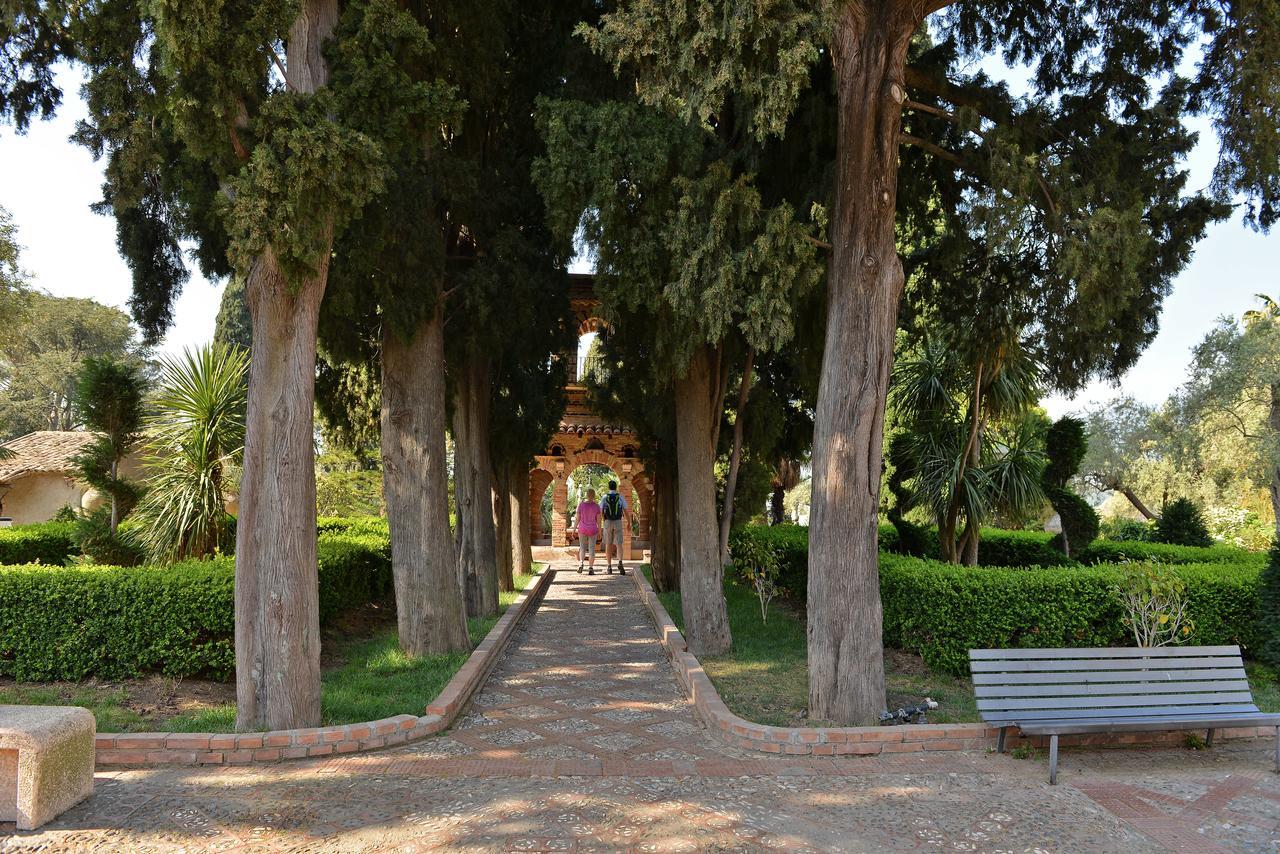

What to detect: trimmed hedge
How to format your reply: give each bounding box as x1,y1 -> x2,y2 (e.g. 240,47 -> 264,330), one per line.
1077,538 -> 1267,568
0,522 -> 78,565
880,555 -> 1263,675
0,529 -> 393,681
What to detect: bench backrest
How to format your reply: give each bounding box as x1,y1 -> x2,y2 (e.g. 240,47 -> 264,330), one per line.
969,646 -> 1259,724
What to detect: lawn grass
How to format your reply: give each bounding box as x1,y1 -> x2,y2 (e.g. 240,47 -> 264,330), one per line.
0,566 -> 544,733
645,567 -> 1278,726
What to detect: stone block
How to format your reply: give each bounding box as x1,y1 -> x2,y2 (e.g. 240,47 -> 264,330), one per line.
0,705 -> 95,830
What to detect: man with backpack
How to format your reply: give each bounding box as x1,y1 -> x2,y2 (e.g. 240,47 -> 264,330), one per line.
599,480 -> 631,575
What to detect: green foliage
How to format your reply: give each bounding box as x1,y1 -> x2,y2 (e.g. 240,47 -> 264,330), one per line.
1042,417 -> 1099,557
1079,538 -> 1267,568
0,526 -> 391,681
0,522 -> 76,565
0,203 -> 27,330
1114,562 -> 1194,647
880,555 -> 1263,675
316,450 -> 384,518
1100,518 -> 1156,542
888,335 -> 1046,563
213,276 -> 252,351
73,508 -> 145,566
51,505 -> 79,523
1155,497 -> 1214,547
0,293 -> 144,439
727,524 -> 808,600
224,93 -> 384,285
1258,543 -> 1280,669
129,344 -> 248,563
71,356 -> 147,529
727,530 -> 781,622
534,96 -> 822,376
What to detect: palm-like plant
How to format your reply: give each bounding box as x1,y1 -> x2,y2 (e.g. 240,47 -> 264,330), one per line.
130,343 -> 248,563
889,333 -> 1046,564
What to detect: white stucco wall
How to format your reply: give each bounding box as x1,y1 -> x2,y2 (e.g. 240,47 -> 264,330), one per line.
0,474 -> 86,525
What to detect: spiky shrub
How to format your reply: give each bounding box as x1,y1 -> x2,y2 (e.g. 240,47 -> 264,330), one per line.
130,343 -> 248,563
1155,497 -> 1214,547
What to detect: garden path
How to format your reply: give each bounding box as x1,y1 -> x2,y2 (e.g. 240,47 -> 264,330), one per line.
5,566 -> 1278,851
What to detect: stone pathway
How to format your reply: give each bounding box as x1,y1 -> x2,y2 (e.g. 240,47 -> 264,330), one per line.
4,566 -> 1278,852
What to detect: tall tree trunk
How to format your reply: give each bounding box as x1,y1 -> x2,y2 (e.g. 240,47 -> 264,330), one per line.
511,463 -> 532,578
109,458 -> 119,534
807,4 -> 917,726
770,483 -> 786,525
493,462 -> 515,593
718,350 -> 754,565
233,0 -> 338,732
380,307 -> 470,657
674,344 -> 732,655
651,454 -> 680,593
452,357 -> 499,618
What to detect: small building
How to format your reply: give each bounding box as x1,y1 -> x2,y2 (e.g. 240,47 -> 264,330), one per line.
0,432 -> 140,525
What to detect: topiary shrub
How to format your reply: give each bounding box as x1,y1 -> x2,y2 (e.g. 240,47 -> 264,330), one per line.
1042,417 -> 1099,558
1154,497 -> 1213,547
1256,541 -> 1280,668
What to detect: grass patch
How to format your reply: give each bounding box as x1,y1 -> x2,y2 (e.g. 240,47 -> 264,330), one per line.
645,567 -> 1275,726
4,565 -> 544,733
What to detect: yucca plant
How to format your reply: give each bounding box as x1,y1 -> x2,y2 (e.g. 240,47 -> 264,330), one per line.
130,342 -> 248,563
889,332 -> 1046,565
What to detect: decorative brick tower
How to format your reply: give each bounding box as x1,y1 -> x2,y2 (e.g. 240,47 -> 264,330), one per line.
529,275 -> 651,561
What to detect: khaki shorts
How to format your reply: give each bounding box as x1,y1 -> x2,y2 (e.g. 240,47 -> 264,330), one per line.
601,519 -> 625,551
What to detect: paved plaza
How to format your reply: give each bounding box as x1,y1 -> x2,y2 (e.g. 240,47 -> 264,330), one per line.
3,569 -> 1278,852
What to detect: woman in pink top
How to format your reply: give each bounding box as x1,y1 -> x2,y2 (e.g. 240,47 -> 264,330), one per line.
574,488 -> 602,575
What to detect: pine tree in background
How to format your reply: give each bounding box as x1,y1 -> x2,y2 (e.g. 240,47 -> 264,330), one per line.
1154,497 -> 1214,548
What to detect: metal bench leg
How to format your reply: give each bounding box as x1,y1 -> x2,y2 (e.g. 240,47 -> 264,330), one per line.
997,727 -> 1007,753
1206,728 -> 1214,748
1274,726 -> 1278,773
1048,735 -> 1059,785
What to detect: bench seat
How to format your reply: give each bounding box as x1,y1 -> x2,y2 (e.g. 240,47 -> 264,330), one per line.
970,646 -> 1280,784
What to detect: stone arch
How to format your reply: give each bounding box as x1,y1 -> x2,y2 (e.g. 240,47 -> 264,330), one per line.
529,467 -> 555,544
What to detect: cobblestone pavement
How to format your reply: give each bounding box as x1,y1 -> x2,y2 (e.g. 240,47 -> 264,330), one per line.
4,567 -> 1278,852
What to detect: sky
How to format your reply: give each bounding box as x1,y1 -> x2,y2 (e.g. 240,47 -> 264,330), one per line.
1,66 -> 1275,419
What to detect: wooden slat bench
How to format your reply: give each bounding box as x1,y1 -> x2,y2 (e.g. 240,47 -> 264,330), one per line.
969,646 -> 1280,784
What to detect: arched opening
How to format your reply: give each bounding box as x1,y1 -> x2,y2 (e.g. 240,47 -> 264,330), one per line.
532,461 -> 645,559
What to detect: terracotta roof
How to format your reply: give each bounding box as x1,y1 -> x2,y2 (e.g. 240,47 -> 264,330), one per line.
0,431 -> 99,483
556,415 -> 634,437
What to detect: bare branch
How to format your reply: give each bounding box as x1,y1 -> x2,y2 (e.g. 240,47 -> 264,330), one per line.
899,132 -> 965,166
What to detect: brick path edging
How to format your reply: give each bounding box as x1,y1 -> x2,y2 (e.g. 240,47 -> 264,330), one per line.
631,569 -> 1272,757
94,568 -> 557,766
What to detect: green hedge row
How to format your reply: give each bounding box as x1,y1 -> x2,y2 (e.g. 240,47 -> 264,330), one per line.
1075,538 -> 1268,568
880,555 -> 1263,675
732,523 -> 1261,581
0,529 -> 393,681
0,522 -> 77,565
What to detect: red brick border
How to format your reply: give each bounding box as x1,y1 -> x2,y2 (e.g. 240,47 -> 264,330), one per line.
631,569 -> 1273,757
95,568 -> 556,766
